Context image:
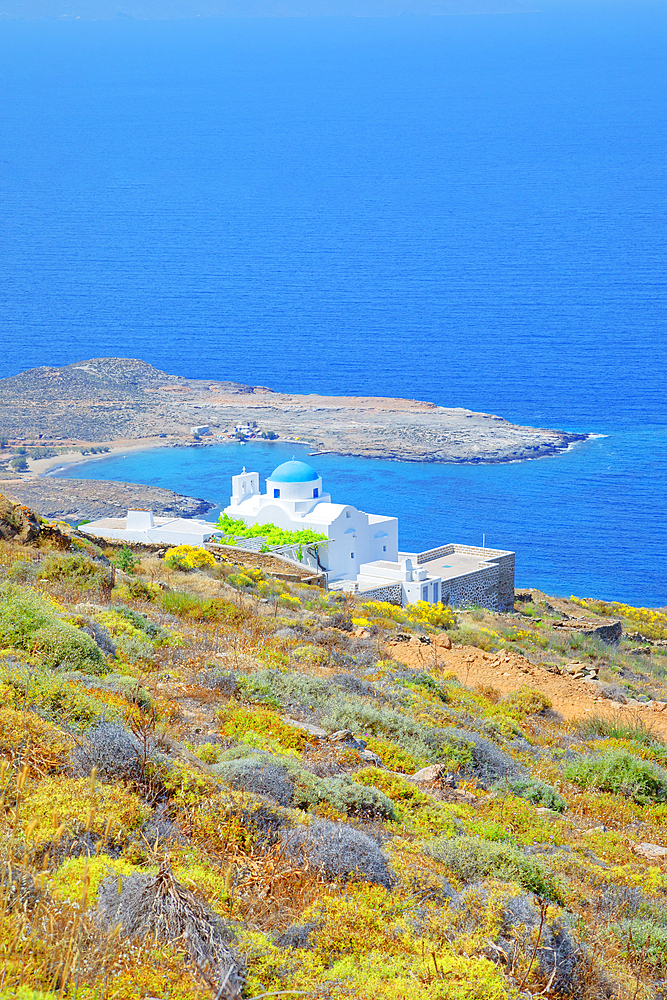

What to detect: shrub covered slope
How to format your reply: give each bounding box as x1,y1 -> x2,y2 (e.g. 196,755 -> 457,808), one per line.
1,497 -> 667,998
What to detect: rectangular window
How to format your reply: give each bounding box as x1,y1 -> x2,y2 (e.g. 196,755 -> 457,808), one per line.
346,511 -> 351,518
273,488 -> 280,498
351,552 -> 354,559
422,586 -> 428,601
313,488 -> 319,498
433,582 -> 439,603
382,545 -> 386,553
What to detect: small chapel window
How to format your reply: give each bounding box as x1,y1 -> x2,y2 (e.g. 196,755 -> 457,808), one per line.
274,488 -> 280,498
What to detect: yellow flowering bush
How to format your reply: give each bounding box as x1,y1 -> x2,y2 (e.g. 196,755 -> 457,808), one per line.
362,600 -> 456,630
571,597 -> 667,640
164,545 -> 216,572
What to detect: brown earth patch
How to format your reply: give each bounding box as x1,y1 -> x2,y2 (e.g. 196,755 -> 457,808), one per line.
387,638 -> 667,734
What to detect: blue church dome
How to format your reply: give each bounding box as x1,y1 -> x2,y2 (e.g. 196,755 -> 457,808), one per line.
269,460 -> 319,483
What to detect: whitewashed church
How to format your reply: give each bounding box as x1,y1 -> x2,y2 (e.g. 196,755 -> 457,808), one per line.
225,458 -> 407,588
81,458 -> 514,610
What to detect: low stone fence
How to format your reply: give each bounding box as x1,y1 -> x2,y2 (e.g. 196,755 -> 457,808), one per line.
206,542 -> 326,587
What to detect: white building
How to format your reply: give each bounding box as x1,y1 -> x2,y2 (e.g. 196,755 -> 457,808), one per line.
81,509 -> 217,546
80,458 -> 515,610
225,460 -> 514,609
225,460 -> 405,585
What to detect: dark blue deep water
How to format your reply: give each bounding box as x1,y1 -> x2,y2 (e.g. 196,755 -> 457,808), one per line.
1,6 -> 666,604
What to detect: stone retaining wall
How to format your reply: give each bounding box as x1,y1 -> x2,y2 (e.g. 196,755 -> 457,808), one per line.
418,543 -> 515,612
357,583 -> 403,605
207,543 -> 325,587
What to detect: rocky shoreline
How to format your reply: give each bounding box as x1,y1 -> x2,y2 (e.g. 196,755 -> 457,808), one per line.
2,477 -> 215,522
0,358 -> 589,466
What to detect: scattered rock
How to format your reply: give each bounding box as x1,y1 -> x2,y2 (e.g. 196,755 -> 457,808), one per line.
281,716 -> 328,739
412,764 -> 447,782
553,619 -> 622,644
329,729 -> 354,742
0,492 -> 71,548
359,748 -> 383,767
633,842 -> 667,861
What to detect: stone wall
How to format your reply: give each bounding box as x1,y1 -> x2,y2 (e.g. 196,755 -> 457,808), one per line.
357,583 -> 403,605
419,543 -> 515,612
207,542 -> 325,586
416,544 -> 456,563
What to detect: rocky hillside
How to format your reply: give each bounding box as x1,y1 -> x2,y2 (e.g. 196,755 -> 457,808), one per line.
0,493 -> 666,999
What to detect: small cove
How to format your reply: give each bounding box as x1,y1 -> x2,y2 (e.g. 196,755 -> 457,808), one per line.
55,428 -> 667,607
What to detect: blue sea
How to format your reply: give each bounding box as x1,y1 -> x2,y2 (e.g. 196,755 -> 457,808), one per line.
1,5 -> 666,605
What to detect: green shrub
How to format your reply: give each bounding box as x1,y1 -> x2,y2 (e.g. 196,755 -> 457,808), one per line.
320,700 -> 431,757
116,576 -> 159,602
300,774 -> 397,821
32,620 -> 107,674
6,560 -> 34,583
161,591 -> 248,623
227,571 -> 256,590
425,834 -> 562,901
115,632 -> 155,665
575,714 -> 657,745
0,664 -> 120,729
611,919 -> 667,969
509,778 -> 567,813
111,546 -> 141,573
405,672 -> 449,703
292,644 -> 327,664
0,585 -> 106,674
215,514 -> 326,549
36,553 -> 106,590
111,605 -> 167,642
503,686 -> 552,716
565,749 -> 667,803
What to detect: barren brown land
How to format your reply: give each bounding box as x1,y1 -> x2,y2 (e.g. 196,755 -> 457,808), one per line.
0,358 -> 587,464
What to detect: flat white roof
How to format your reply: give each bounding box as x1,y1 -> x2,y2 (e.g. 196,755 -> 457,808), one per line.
406,551 -> 496,581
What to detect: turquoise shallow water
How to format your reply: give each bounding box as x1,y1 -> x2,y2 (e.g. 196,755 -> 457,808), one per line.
57,431 -> 667,607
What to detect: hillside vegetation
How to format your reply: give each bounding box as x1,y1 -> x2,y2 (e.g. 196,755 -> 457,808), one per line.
0,496 -> 667,999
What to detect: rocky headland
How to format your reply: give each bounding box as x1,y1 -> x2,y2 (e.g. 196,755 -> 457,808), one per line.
0,358 -> 587,465
2,477 -> 215,522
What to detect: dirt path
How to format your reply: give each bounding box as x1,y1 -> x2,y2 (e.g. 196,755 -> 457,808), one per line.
388,638 -> 667,735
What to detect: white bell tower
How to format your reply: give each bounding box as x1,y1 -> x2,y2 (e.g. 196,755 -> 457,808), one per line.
230,468 -> 260,507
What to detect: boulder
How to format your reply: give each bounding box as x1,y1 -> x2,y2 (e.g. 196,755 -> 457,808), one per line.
280,716 -> 328,739
329,729 -> 354,742
0,493 -> 41,543
0,493 -> 71,549
412,764 -> 447,782
554,619 -> 622,645
633,842 -> 667,861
